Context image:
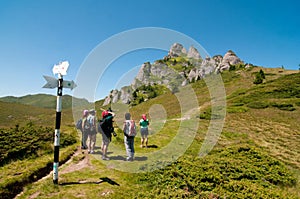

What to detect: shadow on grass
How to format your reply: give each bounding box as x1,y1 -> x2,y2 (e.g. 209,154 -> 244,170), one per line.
147,144 -> 158,148
109,155 -> 148,161
59,177 -> 120,186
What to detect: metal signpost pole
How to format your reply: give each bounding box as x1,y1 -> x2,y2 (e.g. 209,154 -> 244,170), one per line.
53,73 -> 63,184
42,61 -> 76,185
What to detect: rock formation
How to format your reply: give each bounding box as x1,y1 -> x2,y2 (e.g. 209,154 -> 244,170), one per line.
102,44 -> 244,106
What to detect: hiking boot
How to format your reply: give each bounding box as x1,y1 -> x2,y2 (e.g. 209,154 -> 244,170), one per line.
102,156 -> 109,160
126,157 -> 133,161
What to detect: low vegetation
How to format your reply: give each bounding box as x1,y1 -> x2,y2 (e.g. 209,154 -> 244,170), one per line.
0,64 -> 299,198
0,123 -> 78,198
134,145 -> 297,198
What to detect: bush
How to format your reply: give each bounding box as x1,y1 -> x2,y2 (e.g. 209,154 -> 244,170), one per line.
133,145 -> 297,198
271,103 -> 296,111
0,123 -> 77,167
247,101 -> 269,109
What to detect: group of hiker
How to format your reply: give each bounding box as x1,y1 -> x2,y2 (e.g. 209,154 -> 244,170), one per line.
76,108 -> 150,161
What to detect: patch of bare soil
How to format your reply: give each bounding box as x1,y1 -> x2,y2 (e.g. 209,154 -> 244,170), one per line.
60,148 -> 93,174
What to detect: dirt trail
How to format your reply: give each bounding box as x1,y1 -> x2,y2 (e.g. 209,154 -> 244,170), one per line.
60,149 -> 92,174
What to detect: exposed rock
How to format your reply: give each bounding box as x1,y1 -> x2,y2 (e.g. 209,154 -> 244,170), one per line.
187,46 -> 201,59
120,86 -> 132,104
132,61 -> 184,89
102,89 -> 120,106
217,50 -> 243,72
102,96 -> 111,106
102,43 -> 244,105
168,43 -> 187,57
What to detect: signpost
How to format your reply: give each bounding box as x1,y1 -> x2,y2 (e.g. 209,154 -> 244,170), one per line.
43,61 -> 76,184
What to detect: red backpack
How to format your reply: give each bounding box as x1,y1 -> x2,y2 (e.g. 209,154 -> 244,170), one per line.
125,120 -> 136,136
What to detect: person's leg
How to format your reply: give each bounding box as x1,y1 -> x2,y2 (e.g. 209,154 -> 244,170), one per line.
145,128 -> 149,148
141,137 -> 144,148
83,131 -> 88,149
102,143 -> 107,158
130,138 -> 135,160
102,136 -> 110,160
87,133 -> 91,153
124,136 -> 131,160
141,128 -> 146,147
145,136 -> 148,148
90,133 -> 96,153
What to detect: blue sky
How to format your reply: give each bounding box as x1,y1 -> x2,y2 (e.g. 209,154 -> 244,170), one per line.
0,0 -> 299,102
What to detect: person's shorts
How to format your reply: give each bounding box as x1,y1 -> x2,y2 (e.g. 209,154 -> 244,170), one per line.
140,127 -> 149,137
102,133 -> 111,145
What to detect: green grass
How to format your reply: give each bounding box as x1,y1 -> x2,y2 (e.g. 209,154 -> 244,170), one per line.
0,94 -> 90,109
133,145 -> 297,198
0,123 -> 78,198
1,67 -> 300,198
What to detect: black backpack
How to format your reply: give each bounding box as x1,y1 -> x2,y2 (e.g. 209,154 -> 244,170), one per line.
99,117 -> 114,134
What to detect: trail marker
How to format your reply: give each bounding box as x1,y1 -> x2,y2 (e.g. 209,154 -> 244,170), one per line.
43,61 -> 76,184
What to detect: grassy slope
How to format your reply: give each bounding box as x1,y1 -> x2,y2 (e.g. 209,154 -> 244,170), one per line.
4,67 -> 300,198
0,94 -> 90,109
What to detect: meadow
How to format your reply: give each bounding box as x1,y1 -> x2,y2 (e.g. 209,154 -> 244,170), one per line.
0,67 -> 299,198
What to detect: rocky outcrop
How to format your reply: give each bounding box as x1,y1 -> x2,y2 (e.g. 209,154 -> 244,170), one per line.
132,61 -> 185,91
216,50 -> 243,72
102,44 -> 244,106
168,43 -> 187,58
187,46 -> 201,59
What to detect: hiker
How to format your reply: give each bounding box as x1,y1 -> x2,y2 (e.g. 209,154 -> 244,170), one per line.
139,114 -> 150,148
80,109 -> 89,149
123,112 -> 136,161
99,109 -> 115,160
86,109 -> 97,154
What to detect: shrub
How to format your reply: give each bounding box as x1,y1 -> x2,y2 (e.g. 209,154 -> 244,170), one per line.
247,101 -> 269,109
0,123 -> 77,167
271,103 -> 296,111
133,145 -> 297,198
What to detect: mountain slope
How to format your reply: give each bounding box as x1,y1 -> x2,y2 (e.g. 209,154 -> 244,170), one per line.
2,67 -> 300,198
0,94 -> 90,109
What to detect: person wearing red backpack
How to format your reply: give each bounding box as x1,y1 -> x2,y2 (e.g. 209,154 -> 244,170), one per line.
123,112 -> 136,161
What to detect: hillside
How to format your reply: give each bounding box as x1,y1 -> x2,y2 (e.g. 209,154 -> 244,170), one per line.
5,67 -> 299,199
102,43 -> 245,106
0,94 -> 90,109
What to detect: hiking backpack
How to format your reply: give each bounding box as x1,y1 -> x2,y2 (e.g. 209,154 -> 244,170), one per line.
124,120 -> 136,137
76,118 -> 82,130
86,115 -> 95,131
99,116 -> 114,134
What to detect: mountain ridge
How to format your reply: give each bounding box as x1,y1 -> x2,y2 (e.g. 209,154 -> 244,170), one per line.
0,93 -> 90,109
102,43 -> 249,106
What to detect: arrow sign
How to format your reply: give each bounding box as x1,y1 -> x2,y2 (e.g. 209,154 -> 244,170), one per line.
43,75 -> 77,90
52,61 -> 69,75
43,75 -> 58,89
63,80 -> 77,90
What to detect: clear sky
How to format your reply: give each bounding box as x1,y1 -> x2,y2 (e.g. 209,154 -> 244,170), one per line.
0,0 -> 299,102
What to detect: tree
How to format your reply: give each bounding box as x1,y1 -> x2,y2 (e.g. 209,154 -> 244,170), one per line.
253,73 -> 263,84
259,69 -> 265,79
